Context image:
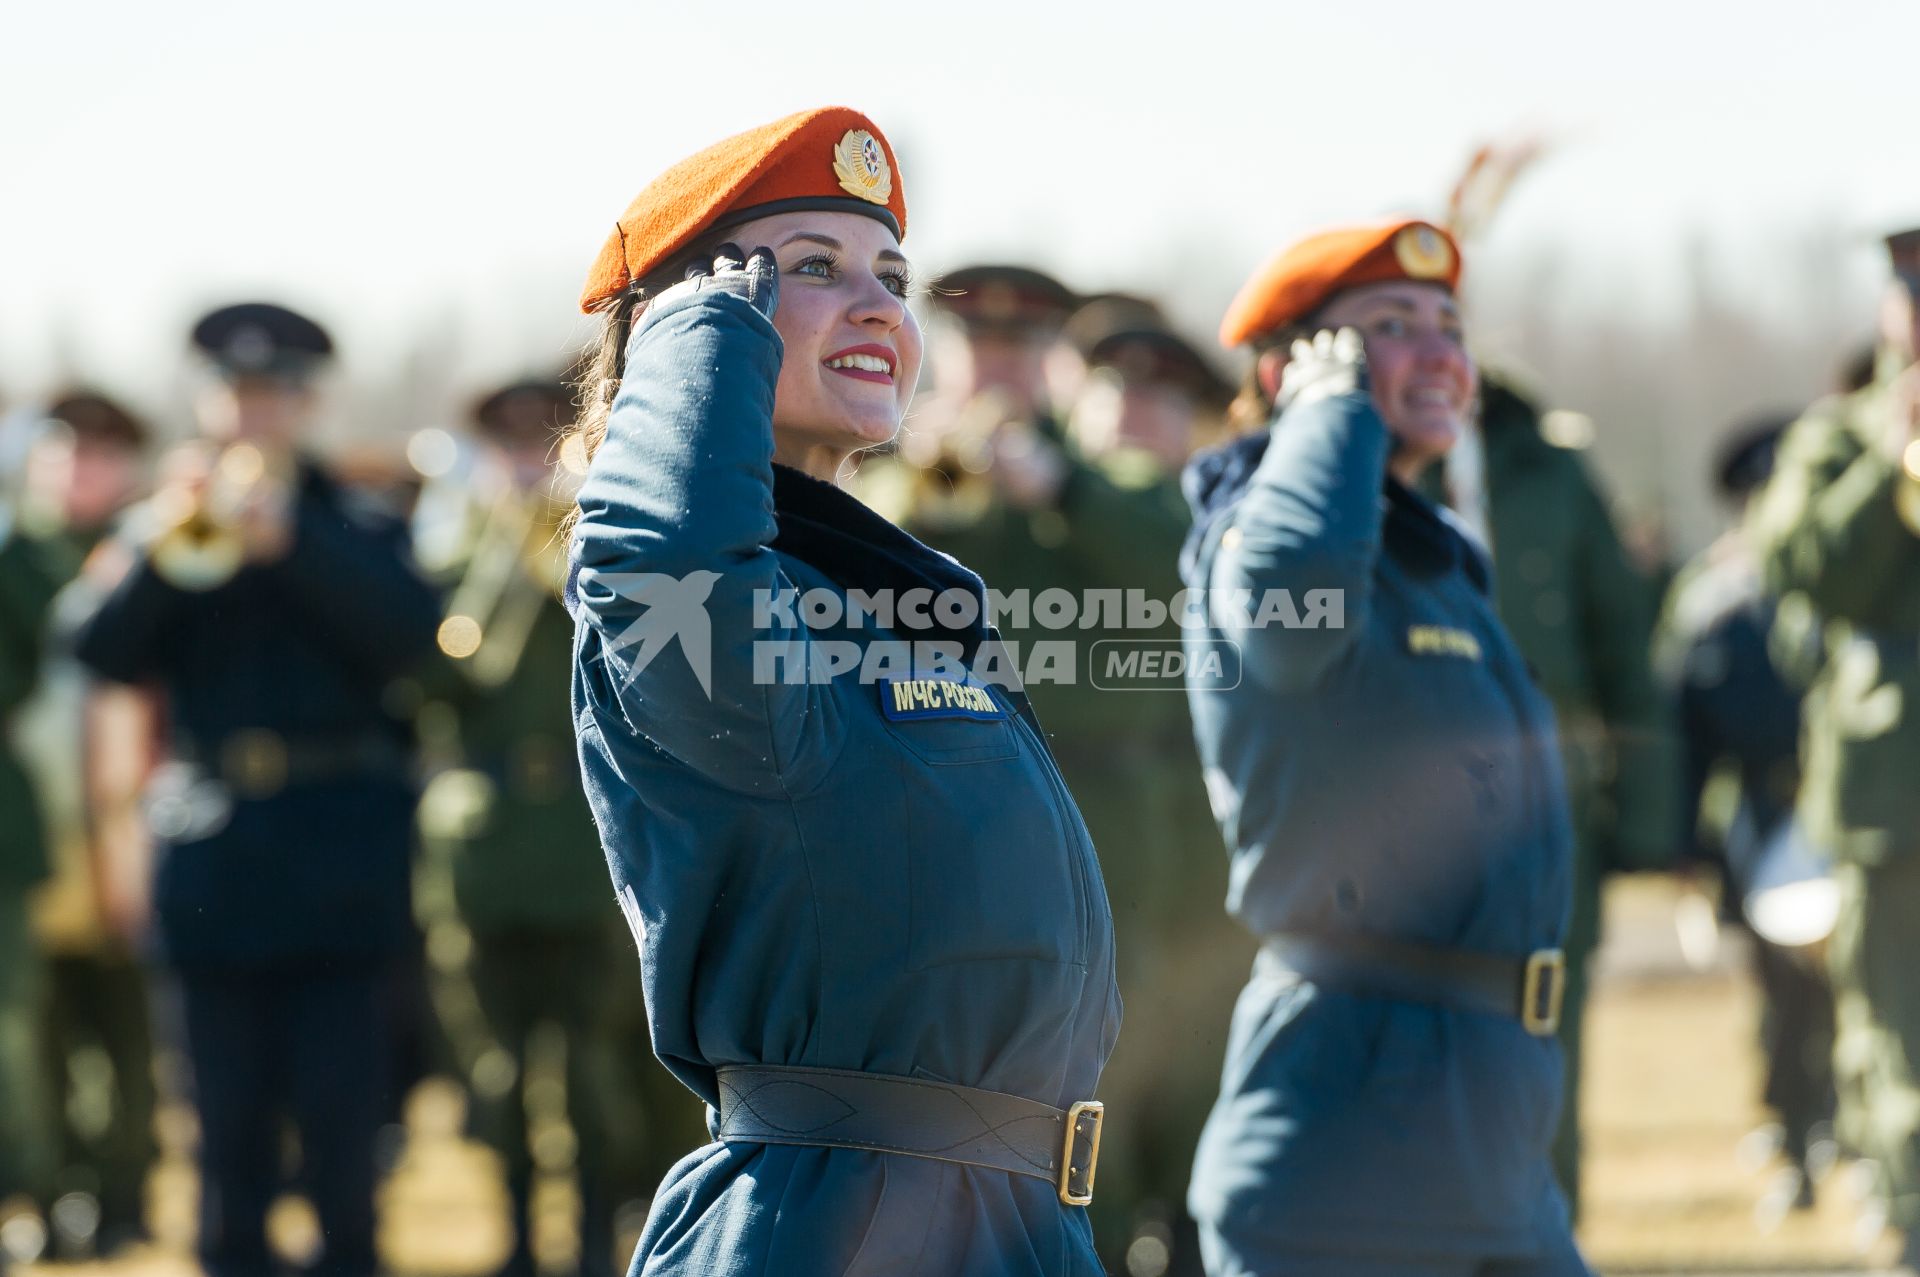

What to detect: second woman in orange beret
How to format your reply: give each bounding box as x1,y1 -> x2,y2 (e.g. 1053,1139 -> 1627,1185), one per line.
1180,219 -> 1589,1274
563,108 -> 1118,1276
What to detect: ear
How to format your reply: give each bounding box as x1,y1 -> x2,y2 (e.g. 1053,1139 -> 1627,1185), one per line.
1255,347 -> 1288,402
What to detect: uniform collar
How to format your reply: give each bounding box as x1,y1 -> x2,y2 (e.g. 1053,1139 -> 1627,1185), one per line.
1384,475 -> 1491,592
770,463 -> 993,656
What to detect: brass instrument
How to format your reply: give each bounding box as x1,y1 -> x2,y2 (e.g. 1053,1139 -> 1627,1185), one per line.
883,389 -> 1033,530
435,482 -> 571,690
148,442 -> 292,591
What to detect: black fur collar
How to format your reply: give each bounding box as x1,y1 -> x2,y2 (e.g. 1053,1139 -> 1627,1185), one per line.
769,463 -> 993,657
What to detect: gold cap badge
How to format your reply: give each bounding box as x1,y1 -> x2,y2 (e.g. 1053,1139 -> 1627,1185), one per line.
1393,224 -> 1455,279
833,129 -> 892,205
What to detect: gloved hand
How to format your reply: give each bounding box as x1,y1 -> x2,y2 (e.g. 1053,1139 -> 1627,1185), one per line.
1276,326 -> 1368,413
652,242 -> 780,322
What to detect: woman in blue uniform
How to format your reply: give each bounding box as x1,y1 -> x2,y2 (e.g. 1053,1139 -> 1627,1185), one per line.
564,107 -> 1118,1276
1180,220 -> 1589,1275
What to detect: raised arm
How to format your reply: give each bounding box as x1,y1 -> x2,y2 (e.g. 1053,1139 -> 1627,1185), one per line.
1202,337 -> 1384,692
569,254 -> 845,796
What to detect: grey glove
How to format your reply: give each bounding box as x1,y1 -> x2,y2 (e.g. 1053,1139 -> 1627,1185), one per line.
656,242 -> 779,321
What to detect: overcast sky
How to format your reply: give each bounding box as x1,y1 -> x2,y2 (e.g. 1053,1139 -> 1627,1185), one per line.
3,0 -> 1915,431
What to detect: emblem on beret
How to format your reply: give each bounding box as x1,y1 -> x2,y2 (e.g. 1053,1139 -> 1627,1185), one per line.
833,129 -> 892,205
1393,225 -> 1455,279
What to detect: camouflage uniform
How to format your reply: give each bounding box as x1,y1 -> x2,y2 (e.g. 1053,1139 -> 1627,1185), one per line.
1749,373 -> 1920,1232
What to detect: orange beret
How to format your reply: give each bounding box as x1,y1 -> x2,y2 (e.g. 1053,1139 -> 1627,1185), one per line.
1218,218 -> 1461,348
580,106 -> 907,313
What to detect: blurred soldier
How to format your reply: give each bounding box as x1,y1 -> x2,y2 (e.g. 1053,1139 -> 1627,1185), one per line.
12,393 -> 159,1256
1656,416 -> 1834,1222
1060,298 -> 1248,1274
0,414 -> 61,1244
1434,375 -> 1679,1214
861,270 -> 1234,1271
413,378 -> 650,1277
70,302 -> 440,1277
1749,225 -> 1920,1266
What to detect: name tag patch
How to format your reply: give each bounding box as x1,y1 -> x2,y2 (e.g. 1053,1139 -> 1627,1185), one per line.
1406,624 -> 1483,661
879,676 -> 1005,721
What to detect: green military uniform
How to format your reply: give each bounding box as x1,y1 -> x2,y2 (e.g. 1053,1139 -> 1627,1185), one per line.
1748,370 -> 1920,1235
19,524 -> 160,1250
1440,379 -> 1679,1213
0,524 -> 59,1204
416,395 -> 702,1277
14,392 -> 164,1253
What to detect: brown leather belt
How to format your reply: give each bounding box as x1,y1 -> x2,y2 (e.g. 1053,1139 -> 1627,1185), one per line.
1262,932 -> 1567,1036
715,1064 -> 1105,1206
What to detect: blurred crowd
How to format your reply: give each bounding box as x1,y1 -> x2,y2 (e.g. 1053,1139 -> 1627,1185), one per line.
1,214 -> 1919,1277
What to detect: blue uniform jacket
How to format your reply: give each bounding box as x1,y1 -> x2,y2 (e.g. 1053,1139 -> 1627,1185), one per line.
568,290 -> 1119,1276
72,464 -> 438,970
1179,385 -> 1576,1263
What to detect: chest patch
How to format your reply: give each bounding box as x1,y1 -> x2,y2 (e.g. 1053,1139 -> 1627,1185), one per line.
879,676 -> 1005,722
1406,624 -> 1483,661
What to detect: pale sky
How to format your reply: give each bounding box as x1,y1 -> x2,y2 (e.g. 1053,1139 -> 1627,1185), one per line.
3,0 -> 1915,498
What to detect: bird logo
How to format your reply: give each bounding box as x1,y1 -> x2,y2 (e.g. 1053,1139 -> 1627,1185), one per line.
833,130 -> 892,206
591,570 -> 723,698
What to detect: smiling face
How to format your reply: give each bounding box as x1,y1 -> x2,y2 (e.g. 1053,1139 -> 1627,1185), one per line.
717,210 -> 922,471
1314,281 -> 1476,473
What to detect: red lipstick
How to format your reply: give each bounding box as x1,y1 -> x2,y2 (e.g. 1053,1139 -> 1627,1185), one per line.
822,343 -> 897,384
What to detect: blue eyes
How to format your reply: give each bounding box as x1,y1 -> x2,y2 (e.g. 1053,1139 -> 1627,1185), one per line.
790,253 -> 913,298
1364,317 -> 1465,345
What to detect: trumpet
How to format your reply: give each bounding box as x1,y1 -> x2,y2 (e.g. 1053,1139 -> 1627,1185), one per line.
891,389 -> 1039,530
148,442 -> 293,591
435,483 -> 572,690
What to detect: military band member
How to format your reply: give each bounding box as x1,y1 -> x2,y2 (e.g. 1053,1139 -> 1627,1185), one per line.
70,302 -> 440,1277
1749,223 -> 1920,1267
0,417 -> 61,1233
1182,220 -> 1587,1275
13,392 -> 158,1254
566,107 -> 1117,1275
415,377 -> 690,1277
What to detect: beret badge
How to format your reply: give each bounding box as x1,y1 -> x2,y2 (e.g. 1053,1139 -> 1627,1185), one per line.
1393,224 -> 1456,280
833,129 -> 893,205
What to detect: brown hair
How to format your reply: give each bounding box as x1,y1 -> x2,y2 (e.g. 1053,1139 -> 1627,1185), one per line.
562,236 -> 737,538
1222,322 -> 1316,437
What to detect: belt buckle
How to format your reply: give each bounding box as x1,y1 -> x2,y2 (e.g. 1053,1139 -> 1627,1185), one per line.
1058,1100 -> 1104,1206
1522,949 -> 1566,1037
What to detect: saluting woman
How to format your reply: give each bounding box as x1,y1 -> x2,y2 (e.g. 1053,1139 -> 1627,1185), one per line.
1180,220 -> 1590,1276
564,108 -> 1117,1276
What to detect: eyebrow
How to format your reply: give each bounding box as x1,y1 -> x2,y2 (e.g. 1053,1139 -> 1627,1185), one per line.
1354,295 -> 1461,319
777,230 -> 909,265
